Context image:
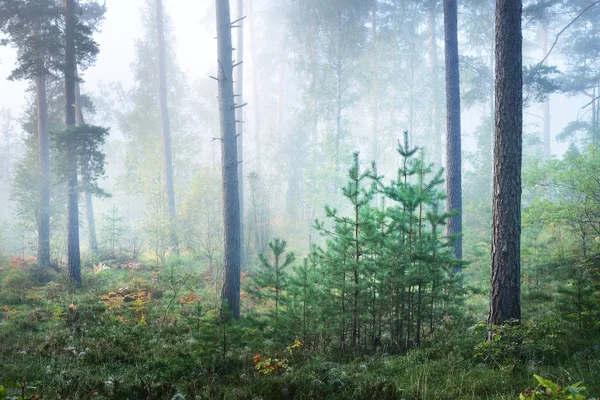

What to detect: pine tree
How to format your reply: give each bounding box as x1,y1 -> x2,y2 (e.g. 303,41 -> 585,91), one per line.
489,0 -> 523,327
443,0 -> 463,262
248,238 -> 295,327
216,0 -> 242,320
0,0 -> 63,268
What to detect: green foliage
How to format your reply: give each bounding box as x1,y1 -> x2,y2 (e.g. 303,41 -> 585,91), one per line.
52,124 -> 110,193
0,0 -> 105,79
248,238 -> 296,327
521,375 -> 587,400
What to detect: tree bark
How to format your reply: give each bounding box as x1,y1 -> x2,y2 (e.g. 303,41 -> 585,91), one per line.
65,0 -> 81,287
443,0 -> 462,262
235,0 -> 245,270
35,67 -> 51,268
489,0 -> 522,327
217,0 -> 242,320
156,0 -> 178,252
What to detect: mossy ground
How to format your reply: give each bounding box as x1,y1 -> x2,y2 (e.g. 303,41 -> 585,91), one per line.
1,260 -> 598,400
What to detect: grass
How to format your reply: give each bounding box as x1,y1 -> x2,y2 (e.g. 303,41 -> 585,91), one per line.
1,259 -> 599,399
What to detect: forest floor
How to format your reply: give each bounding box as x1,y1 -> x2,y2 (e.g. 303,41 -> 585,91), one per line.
1,258 -> 598,400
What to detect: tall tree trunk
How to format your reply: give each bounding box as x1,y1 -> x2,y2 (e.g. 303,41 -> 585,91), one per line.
156,0 -> 178,252
335,11 -> 343,182
443,0 -> 462,262
542,26 -> 551,160
235,0 -> 245,270
248,0 -> 261,174
65,0 -> 81,287
371,0 -> 379,163
489,0 -> 522,327
74,78 -> 98,256
217,0 -> 242,320
35,59 -> 51,268
428,0 -> 442,167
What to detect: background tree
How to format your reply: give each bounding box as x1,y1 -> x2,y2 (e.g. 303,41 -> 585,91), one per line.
234,0 -> 245,269
444,0 -> 463,262
0,0 -> 63,268
155,0 -> 178,252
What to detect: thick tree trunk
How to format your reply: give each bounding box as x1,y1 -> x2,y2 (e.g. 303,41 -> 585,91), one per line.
489,0 -> 522,327
156,0 -> 178,252
65,0 -> 81,287
217,0 -> 242,320
443,0 -> 462,262
35,72 -> 51,268
428,0 -> 442,167
235,0 -> 245,270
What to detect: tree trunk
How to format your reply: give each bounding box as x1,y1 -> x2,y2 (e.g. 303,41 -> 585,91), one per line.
542,26 -> 551,160
371,0 -> 379,163
156,0 -> 178,252
217,0 -> 242,320
35,70 -> 51,269
489,0 -> 522,327
428,0 -> 442,167
248,0 -> 261,174
235,0 -> 245,270
443,0 -> 462,262
74,78 -> 98,256
65,0 -> 81,287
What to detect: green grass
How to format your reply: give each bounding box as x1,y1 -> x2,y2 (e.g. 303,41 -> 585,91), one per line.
1,261 -> 599,400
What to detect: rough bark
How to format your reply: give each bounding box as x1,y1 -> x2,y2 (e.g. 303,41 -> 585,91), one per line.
489,0 -> 522,327
235,0 -> 245,270
35,71 -> 51,268
443,0 -> 462,261
65,0 -> 81,287
217,0 -> 242,320
156,0 -> 178,252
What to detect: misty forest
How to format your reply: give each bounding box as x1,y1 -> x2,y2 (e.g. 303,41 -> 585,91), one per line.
0,0 -> 599,399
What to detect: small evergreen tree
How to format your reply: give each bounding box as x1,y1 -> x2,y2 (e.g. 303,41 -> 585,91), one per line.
248,238 -> 295,328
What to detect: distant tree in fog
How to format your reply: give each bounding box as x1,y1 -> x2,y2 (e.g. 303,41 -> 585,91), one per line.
155,0 -> 178,253
443,0 -> 462,263
0,0 -> 63,268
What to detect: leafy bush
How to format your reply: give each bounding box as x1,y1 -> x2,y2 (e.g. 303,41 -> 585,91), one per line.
521,375 -> 588,399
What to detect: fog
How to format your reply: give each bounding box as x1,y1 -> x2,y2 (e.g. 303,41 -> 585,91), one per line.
0,0 -> 595,266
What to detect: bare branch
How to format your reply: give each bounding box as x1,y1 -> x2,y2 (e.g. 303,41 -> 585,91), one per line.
230,16 -> 247,26
539,0 -> 600,65
582,95 -> 600,109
